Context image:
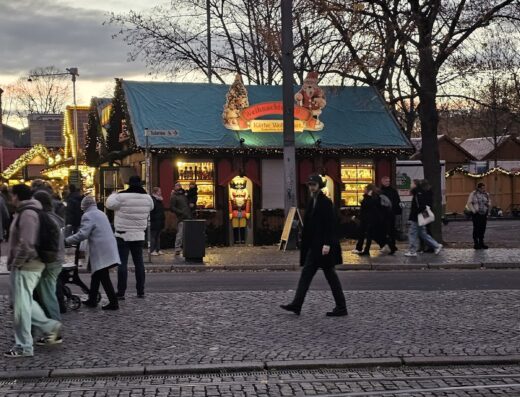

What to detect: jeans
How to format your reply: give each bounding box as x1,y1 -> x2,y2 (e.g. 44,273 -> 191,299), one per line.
292,251 -> 346,310
12,269 -> 60,355
90,267 -> 117,304
35,262 -> 62,321
472,213 -> 487,244
408,221 -> 440,253
175,221 -> 184,251
150,229 -> 162,253
117,238 -> 145,296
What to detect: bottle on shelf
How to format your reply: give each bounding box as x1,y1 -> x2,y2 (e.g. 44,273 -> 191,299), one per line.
202,166 -> 208,180
180,167 -> 185,180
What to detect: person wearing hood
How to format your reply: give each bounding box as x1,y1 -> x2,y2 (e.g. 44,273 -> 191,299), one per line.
66,195 -> 120,310
65,184 -> 83,233
170,182 -> 192,255
5,184 -> 62,358
105,176 -> 154,299
280,174 -> 347,317
150,187 -> 166,256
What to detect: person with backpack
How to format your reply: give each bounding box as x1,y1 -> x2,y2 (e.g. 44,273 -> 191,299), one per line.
380,176 -> 402,255
353,184 -> 387,256
32,190 -> 65,322
66,195 -> 120,310
31,180 -> 66,220
5,184 -> 62,358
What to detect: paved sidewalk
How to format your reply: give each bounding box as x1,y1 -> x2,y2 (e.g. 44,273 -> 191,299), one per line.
1,290 -> 519,378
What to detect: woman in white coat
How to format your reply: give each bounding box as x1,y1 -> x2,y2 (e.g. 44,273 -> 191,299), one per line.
66,196 -> 120,310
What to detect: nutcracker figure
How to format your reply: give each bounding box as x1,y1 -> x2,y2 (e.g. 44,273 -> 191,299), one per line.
229,176 -> 251,244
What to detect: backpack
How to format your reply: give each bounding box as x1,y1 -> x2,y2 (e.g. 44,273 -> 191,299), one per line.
16,207 -> 61,264
380,194 -> 393,209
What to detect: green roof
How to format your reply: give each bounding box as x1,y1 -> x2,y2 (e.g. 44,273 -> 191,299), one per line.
122,81 -> 411,151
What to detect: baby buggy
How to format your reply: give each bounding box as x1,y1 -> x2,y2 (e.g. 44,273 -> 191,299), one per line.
57,245 -> 101,312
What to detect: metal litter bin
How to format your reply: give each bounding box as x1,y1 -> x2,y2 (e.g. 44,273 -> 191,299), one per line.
183,219 -> 206,263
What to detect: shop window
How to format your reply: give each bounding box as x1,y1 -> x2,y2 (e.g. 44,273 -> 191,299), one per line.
340,160 -> 374,207
176,160 -> 215,209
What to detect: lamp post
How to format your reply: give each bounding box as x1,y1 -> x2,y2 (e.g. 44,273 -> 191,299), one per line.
28,67 -> 80,173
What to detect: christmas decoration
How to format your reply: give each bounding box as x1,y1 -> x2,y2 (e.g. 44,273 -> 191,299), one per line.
446,166 -> 520,178
106,78 -> 124,153
222,74 -> 249,130
294,71 -> 327,130
229,176 -> 251,244
86,101 -> 101,166
2,145 -> 51,180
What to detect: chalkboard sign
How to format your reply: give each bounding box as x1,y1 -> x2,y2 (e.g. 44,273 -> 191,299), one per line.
279,207 -> 303,251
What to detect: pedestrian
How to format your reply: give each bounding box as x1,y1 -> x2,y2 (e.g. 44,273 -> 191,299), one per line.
379,176 -> 402,254
405,179 -> 443,257
466,182 -> 491,249
65,184 -> 83,233
31,179 -> 66,220
0,187 -> 10,258
170,182 -> 192,255
4,184 -> 62,358
32,190 -> 65,321
105,176 -> 154,299
66,196 -> 120,310
150,187 -> 166,256
352,184 -> 386,256
186,182 -> 198,215
280,174 -> 347,317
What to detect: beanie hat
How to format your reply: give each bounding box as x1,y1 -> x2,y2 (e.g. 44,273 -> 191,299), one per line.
81,195 -> 97,211
128,175 -> 142,188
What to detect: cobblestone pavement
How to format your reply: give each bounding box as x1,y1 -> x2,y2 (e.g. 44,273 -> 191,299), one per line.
1,366 -> 520,396
1,290 -> 519,373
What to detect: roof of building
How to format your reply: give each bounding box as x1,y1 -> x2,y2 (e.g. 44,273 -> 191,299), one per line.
122,81 -> 412,151
2,147 -> 30,170
1,124 -> 30,147
460,136 -> 512,160
410,134 -> 476,161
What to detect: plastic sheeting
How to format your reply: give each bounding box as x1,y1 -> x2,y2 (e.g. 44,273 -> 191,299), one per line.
122,81 -> 411,150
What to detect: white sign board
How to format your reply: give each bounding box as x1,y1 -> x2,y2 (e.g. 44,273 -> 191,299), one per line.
396,160 -> 446,204
144,129 -> 179,137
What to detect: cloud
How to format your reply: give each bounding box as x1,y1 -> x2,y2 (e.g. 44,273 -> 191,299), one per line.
0,0 -> 148,81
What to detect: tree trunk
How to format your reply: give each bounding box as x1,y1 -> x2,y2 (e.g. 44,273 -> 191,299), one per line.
417,36 -> 443,241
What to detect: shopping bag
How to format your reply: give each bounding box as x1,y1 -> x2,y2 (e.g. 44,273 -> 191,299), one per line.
418,205 -> 435,226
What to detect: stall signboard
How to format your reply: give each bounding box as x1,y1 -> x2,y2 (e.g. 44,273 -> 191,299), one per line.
396,160 -> 446,204
223,72 -> 327,133
145,129 -> 179,137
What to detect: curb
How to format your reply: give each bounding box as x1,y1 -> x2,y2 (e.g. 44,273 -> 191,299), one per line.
2,355 -> 520,380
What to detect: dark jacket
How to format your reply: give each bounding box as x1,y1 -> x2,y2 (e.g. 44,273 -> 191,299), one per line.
150,196 -> 166,231
187,187 -> 198,207
300,191 -> 342,268
170,190 -> 192,222
409,187 -> 433,222
359,193 -> 384,225
66,191 -> 83,228
380,185 -> 402,215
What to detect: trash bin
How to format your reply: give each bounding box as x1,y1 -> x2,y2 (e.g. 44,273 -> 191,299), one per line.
183,219 -> 206,263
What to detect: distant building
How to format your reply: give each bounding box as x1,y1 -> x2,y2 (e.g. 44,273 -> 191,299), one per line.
460,135 -> 520,171
410,134 -> 475,171
28,113 -> 64,148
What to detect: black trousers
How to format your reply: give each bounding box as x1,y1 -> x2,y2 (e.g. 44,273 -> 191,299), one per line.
472,213 -> 488,243
89,267 -> 117,304
292,251 -> 346,310
386,215 -> 397,251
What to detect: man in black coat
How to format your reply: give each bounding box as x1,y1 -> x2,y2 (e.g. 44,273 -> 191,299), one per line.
380,176 -> 402,254
280,174 -> 347,317
66,184 -> 83,233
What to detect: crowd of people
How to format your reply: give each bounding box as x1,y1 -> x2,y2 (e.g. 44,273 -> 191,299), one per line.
2,173 -> 491,358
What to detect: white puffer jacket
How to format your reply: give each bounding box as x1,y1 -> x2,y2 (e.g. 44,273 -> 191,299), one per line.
105,191 -> 154,241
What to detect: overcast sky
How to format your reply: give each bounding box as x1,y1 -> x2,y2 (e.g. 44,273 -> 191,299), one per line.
0,0 -> 170,114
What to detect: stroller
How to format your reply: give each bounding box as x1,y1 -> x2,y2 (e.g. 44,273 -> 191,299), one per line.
57,244 -> 101,312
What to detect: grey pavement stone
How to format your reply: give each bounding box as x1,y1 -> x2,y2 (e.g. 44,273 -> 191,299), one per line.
50,366 -> 145,378
145,362 -> 265,374
1,290 -> 519,377
0,369 -> 50,379
265,358 -> 402,369
404,355 -> 520,366
428,263 -> 482,269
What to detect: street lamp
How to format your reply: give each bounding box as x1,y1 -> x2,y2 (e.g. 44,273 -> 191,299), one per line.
28,67 -> 80,173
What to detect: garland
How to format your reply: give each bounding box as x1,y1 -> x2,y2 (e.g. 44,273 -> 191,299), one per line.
446,166 -> 520,178
1,145 -> 51,180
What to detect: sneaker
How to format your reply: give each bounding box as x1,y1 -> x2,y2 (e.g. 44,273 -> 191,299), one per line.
434,244 -> 443,255
158,250 -> 165,255
151,251 -> 160,256
4,347 -> 32,358
380,245 -> 391,254
37,324 -> 63,346
404,251 -> 417,257
351,249 -> 363,254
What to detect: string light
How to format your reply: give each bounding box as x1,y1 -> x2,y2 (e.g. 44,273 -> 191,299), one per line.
446,166 -> 520,178
1,145 -> 51,180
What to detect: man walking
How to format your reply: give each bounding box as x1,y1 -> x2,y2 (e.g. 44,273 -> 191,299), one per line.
280,174 -> 347,317
106,176 -> 154,299
467,183 -> 491,249
5,184 -> 62,358
380,176 -> 402,254
170,182 -> 192,255
66,184 -> 83,233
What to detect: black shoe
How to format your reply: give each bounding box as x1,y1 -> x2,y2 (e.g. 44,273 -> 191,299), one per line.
358,251 -> 370,256
280,304 -> 301,315
102,303 -> 119,311
389,247 -> 397,255
137,293 -> 145,298
474,243 -> 482,249
326,307 -> 348,317
82,300 -> 97,308
116,293 -> 125,301
481,243 -> 489,249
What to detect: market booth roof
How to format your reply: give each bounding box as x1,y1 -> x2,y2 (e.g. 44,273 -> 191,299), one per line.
122,81 -> 412,151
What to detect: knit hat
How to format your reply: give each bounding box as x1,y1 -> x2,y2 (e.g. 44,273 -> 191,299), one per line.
81,195 -> 97,211
128,175 -> 142,188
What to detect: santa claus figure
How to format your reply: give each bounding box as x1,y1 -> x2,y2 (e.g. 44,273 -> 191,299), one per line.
229,176 -> 251,244
294,71 -> 327,129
